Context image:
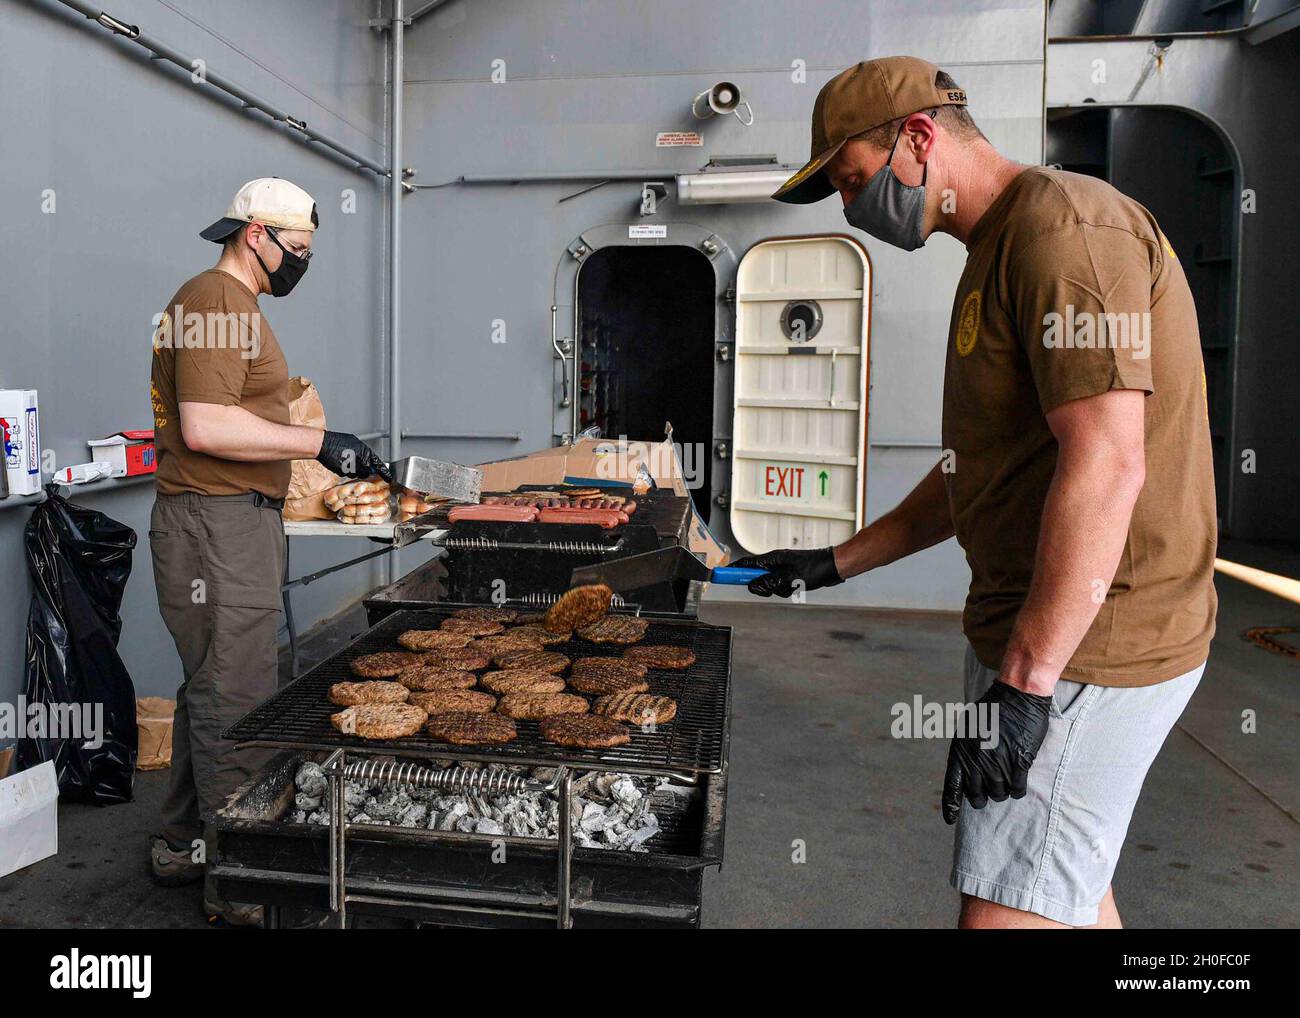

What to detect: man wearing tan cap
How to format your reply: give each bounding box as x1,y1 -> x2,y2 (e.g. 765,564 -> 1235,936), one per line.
147,178 -> 388,925
734,58 -> 1216,928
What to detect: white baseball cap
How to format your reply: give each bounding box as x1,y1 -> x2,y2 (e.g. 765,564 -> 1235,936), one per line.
200,177 -> 319,243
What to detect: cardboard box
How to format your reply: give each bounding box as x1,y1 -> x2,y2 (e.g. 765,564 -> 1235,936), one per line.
0,760 -> 58,879
0,389 -> 41,495
477,433 -> 730,567
87,430 -> 156,477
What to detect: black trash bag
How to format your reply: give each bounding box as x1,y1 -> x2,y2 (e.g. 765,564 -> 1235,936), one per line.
16,484 -> 138,804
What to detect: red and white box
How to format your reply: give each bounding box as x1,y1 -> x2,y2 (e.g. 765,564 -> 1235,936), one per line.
0,389 -> 41,496
87,430 -> 156,477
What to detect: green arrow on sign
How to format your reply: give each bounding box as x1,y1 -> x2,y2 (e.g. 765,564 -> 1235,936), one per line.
818,470 -> 829,497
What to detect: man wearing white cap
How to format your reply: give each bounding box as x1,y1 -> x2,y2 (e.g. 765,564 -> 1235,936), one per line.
147,178 -> 387,925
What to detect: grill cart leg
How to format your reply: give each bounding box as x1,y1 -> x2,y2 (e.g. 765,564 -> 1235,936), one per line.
557,766 -> 573,930
325,749 -> 347,929
321,754 -> 575,928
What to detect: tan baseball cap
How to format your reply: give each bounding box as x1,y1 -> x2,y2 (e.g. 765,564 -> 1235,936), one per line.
200,177 -> 319,242
772,56 -> 967,204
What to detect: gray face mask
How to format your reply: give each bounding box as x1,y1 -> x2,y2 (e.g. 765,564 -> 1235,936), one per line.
842,121 -> 927,251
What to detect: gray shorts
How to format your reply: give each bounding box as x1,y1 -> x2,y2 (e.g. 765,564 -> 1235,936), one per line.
950,645 -> 1204,925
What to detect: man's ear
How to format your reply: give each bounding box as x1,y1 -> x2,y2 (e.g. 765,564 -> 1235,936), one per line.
903,112 -> 938,162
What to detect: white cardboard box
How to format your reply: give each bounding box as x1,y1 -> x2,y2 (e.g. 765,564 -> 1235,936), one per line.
0,389 -> 41,495
0,760 -> 58,878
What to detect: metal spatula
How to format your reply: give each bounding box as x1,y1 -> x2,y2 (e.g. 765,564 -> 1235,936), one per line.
570,545 -> 766,592
389,455 -> 483,503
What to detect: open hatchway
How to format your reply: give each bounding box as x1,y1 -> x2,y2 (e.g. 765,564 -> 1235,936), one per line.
1047,106 -> 1239,527
576,246 -> 716,521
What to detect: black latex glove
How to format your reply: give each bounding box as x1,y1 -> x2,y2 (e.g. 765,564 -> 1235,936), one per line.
729,547 -> 844,598
941,680 -> 1053,825
316,430 -> 391,482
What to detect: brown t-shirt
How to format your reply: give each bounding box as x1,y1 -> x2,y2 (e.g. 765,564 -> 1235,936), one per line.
151,269 -> 291,498
941,167 -> 1216,687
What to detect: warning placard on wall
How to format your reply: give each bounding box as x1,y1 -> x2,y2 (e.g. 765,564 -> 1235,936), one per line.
656,131 -> 703,147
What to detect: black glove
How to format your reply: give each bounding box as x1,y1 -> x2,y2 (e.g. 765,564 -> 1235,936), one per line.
941,680 -> 1053,825
316,430 -> 391,482
729,547 -> 844,598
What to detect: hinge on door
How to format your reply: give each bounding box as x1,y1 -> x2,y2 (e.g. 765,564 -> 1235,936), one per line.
722,285 -> 736,305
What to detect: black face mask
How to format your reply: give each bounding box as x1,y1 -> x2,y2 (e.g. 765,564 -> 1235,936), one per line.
255,228 -> 309,297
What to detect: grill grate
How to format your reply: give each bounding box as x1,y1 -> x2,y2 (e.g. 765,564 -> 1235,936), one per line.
227,606 -> 731,775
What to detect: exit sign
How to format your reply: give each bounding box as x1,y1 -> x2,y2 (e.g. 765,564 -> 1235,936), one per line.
757,461 -> 831,505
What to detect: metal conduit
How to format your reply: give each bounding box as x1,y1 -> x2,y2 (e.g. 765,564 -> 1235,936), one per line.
52,0 -> 388,176
387,0 -> 406,577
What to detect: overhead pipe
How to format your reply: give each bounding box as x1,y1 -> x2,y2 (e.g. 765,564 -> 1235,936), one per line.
414,169 -> 682,188
402,431 -> 521,441
675,168 -> 795,204
51,0 -> 388,176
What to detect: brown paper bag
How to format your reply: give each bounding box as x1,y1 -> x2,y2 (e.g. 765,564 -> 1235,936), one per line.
136,697 -> 176,771
284,376 -> 341,521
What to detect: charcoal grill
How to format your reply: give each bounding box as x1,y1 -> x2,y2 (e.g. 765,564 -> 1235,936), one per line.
215,603 -> 732,928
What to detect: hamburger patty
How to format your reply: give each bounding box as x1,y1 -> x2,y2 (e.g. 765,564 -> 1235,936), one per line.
622,645 -> 696,670
496,692 -> 591,720
570,656 -> 649,679
452,605 -> 519,624
397,629 -> 473,651
575,615 -> 649,645
591,692 -> 678,725
425,647 -> 492,671
330,703 -> 427,740
328,680 -> 410,706
506,624 -> 570,646
439,617 -> 505,637
492,649 -> 570,674
349,651 -> 428,678
539,714 -> 631,749
426,712 -> 517,745
396,666 -> 478,691
472,632 -> 547,656
407,688 -> 497,714
566,670 -> 649,695
544,584 -> 613,633
479,670 -> 568,695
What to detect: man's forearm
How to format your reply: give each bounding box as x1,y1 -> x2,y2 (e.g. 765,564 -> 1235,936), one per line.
1000,452 -> 1144,695
833,461 -> 954,580
180,402 -> 324,462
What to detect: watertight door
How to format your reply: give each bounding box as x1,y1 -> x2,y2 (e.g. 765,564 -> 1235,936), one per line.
729,235 -> 870,554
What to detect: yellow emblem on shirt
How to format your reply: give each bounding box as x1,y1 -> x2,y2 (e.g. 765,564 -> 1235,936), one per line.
152,311 -> 171,353
955,289 -> 981,357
